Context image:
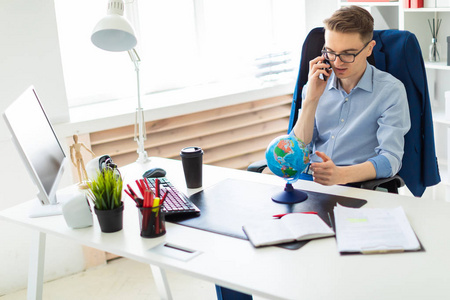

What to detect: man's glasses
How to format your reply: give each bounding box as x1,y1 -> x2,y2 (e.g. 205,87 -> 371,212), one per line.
321,41 -> 371,63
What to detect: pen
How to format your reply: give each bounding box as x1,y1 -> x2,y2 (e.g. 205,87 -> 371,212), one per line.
143,178 -> 151,191
153,196 -> 161,234
153,197 -> 160,208
144,190 -> 155,208
140,179 -> 149,194
124,189 -> 135,202
272,211 -> 318,218
155,178 -> 160,198
125,186 -> 143,206
126,184 -> 140,199
142,190 -> 153,231
135,179 -> 146,198
160,190 -> 169,204
143,190 -> 149,208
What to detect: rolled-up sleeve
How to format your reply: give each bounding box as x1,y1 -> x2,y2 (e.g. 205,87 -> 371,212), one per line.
372,80 -> 410,177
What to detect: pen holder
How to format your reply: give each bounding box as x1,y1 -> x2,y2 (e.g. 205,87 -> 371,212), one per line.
138,205 -> 166,238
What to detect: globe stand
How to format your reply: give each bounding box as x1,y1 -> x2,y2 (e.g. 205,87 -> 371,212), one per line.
272,182 -> 308,204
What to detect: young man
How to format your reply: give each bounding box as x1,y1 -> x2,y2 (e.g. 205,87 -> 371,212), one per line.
293,5 -> 410,186
216,6 -> 411,300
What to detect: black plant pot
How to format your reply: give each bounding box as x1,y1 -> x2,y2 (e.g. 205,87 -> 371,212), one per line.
94,203 -> 124,233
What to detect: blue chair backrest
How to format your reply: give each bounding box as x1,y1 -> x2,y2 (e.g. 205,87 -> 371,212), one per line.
288,27 -> 440,197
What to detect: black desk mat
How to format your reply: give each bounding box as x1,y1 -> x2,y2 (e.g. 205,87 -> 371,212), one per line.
167,178 -> 367,250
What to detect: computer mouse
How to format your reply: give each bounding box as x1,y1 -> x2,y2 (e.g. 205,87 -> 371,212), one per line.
143,167 -> 166,178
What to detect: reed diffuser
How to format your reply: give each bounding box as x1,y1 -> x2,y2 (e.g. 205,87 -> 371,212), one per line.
428,18 -> 442,62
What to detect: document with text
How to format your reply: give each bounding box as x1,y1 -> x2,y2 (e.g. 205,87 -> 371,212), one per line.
334,204 -> 420,254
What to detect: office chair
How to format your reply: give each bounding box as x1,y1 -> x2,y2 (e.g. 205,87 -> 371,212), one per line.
248,27 -> 440,197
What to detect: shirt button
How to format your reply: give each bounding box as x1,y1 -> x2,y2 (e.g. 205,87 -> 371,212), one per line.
345,98 -> 348,102
331,135 -> 335,139
341,119 -> 344,122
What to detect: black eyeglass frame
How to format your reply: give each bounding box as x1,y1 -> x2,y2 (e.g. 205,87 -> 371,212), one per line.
321,41 -> 371,63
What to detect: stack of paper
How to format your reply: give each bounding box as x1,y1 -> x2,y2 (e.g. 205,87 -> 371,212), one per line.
334,205 -> 420,254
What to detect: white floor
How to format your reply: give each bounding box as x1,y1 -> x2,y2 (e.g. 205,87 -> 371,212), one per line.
0,257 -> 218,300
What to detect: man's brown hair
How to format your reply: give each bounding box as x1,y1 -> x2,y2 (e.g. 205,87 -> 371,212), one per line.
323,5 -> 374,43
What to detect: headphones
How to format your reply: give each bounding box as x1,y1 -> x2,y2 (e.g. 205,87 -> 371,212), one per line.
98,155 -> 117,172
86,155 -> 121,180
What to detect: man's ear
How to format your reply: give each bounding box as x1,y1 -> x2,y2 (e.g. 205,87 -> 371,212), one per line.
366,40 -> 376,57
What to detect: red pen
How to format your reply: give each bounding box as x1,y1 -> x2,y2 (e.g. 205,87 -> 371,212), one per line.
143,178 -> 151,191
135,179 -> 145,197
160,190 -> 169,204
144,190 -> 155,208
127,184 -> 138,198
125,185 -> 143,206
124,189 -> 134,200
272,211 -> 318,218
143,190 -> 149,208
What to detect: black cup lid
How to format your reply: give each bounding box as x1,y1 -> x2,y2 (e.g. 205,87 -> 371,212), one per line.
180,146 -> 203,158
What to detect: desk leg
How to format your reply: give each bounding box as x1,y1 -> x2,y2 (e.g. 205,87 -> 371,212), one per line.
150,265 -> 173,300
27,231 -> 46,300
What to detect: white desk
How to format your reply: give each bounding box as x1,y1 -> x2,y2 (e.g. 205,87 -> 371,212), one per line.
2,157 -> 450,300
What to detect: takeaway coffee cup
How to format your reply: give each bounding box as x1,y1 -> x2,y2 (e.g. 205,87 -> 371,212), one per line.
180,146 -> 203,188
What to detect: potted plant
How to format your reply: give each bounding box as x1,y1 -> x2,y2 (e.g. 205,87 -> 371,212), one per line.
87,168 -> 124,233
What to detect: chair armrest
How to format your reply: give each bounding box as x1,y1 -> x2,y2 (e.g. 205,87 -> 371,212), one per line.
247,159 -> 267,173
247,159 -> 404,194
359,174 -> 405,193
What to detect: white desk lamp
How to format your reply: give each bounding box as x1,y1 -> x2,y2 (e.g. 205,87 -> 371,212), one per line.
91,0 -> 149,164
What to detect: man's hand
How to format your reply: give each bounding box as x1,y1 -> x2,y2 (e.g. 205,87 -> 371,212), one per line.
305,56 -> 332,104
310,151 -> 378,186
293,57 -> 332,144
310,151 -> 342,186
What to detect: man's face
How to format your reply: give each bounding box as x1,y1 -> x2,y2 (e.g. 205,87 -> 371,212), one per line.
324,30 -> 374,83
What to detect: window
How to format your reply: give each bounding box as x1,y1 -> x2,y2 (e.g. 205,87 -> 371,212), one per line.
55,0 -> 305,108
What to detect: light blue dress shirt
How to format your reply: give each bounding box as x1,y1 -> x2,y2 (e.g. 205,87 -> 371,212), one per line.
301,62 -> 411,178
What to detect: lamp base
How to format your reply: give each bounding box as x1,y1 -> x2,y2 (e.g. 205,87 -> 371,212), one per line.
136,150 -> 149,164
271,183 -> 308,204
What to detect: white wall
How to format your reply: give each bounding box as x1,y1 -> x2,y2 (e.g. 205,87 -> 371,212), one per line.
0,0 -> 85,295
0,0 -> 338,295
304,1 -> 337,33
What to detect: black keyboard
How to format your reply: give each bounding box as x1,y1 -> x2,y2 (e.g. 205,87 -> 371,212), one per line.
145,177 -> 201,216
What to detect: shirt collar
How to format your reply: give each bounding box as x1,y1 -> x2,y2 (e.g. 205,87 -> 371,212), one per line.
328,61 -> 373,93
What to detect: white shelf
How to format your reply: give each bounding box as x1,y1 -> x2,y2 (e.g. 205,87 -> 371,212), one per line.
433,111 -> 450,125
437,165 -> 450,186
404,8 -> 450,12
425,61 -> 450,70
339,1 -> 400,7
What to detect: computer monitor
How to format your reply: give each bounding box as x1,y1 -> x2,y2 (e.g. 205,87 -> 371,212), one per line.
3,86 -> 67,217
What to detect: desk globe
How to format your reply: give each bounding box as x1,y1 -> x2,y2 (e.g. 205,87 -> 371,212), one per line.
265,133 -> 310,204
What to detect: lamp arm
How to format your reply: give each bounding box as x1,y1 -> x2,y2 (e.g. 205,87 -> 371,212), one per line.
128,48 -> 148,163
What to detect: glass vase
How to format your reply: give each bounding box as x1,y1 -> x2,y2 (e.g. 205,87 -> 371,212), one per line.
429,38 -> 441,62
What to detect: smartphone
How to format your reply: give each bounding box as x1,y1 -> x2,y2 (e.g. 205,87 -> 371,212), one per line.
319,58 -> 331,81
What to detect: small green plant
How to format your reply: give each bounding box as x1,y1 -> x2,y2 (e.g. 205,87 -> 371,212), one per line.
87,168 -> 123,210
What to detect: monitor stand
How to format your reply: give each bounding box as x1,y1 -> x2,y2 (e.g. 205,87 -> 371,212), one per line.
29,201 -> 62,218
28,189 -> 78,218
